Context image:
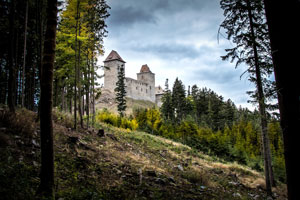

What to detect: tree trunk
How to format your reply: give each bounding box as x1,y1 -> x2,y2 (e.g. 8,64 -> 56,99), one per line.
74,0 -> 81,130
36,0 -> 57,198
77,8 -> 83,129
8,0 -> 16,113
246,0 -> 274,195
263,0 -> 300,199
21,0 -> 29,107
86,56 -> 90,128
61,84 -> 65,111
92,56 -> 95,125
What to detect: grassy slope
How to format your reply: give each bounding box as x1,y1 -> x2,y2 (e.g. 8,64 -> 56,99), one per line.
96,89 -> 156,115
0,109 -> 287,200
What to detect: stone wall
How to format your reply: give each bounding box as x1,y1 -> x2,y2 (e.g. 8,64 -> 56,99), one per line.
125,77 -> 154,102
103,60 -> 124,92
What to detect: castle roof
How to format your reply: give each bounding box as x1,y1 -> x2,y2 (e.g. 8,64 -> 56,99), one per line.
104,50 -> 126,63
140,64 -> 151,73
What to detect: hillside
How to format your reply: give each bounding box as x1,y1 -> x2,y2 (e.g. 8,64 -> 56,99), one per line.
0,109 -> 287,199
96,89 -> 156,115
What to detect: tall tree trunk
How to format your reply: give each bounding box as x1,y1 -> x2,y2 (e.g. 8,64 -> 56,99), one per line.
86,55 -> 90,128
21,0 -> 29,107
37,0 -> 57,198
263,0 -> 300,199
8,0 -> 16,113
61,80 -> 65,111
246,0 -> 274,195
36,0 -> 45,121
74,0 -> 80,129
91,55 -> 95,126
77,8 -> 83,129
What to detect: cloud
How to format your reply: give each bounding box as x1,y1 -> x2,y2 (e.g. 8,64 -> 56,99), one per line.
108,5 -> 157,27
100,0 -> 256,110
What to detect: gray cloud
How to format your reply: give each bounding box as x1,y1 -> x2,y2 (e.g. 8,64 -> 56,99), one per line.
102,0 -> 255,109
108,5 -> 157,27
131,42 -> 201,60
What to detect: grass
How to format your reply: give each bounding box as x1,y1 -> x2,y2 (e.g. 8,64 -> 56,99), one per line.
0,108 -> 288,200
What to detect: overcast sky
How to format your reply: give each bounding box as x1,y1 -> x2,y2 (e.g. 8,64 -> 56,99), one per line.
99,0 -> 256,110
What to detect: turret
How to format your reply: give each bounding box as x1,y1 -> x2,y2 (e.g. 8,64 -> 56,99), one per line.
103,50 -> 126,92
137,64 -> 155,102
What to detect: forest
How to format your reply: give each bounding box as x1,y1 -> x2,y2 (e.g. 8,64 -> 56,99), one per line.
0,0 -> 299,199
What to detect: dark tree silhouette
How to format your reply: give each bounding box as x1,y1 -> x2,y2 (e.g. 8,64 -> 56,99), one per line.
263,0 -> 300,199
115,64 -> 127,117
37,0 -> 58,198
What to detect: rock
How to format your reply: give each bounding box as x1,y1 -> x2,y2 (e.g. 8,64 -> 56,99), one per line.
228,181 -> 239,186
176,164 -> 184,171
32,139 -> 39,147
33,161 -> 39,167
168,176 -> 175,183
233,193 -> 241,198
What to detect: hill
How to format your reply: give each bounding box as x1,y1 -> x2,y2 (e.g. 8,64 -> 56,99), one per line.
96,89 -> 156,115
0,109 -> 287,199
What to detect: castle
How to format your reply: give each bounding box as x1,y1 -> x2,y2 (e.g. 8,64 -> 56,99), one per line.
103,50 -> 164,106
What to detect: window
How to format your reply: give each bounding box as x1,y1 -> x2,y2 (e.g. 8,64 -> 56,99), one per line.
136,87 -> 138,90
146,89 -> 148,93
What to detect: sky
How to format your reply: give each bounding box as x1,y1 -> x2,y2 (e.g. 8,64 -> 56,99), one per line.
98,0 -> 256,110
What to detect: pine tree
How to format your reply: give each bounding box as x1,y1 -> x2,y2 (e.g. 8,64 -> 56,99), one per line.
263,0 -> 300,198
220,0 -> 275,194
172,78 -> 186,124
37,0 -> 57,198
115,64 -> 126,117
160,78 -> 174,122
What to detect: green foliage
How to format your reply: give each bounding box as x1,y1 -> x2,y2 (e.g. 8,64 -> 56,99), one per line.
0,154 -> 39,200
96,110 -> 138,131
115,65 -> 127,117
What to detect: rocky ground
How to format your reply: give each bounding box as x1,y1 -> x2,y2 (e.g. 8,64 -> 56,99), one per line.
0,108 -> 287,199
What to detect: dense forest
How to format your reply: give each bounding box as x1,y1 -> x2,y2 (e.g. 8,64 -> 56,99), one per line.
96,78 -> 286,183
0,0 -> 109,123
0,0 -> 299,199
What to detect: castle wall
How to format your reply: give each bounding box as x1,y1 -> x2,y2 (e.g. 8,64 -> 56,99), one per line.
103,60 -> 125,92
103,51 -> 158,103
125,77 -> 153,102
137,72 -> 155,102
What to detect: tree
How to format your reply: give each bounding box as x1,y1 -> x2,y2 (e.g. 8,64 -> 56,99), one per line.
172,78 -> 186,124
160,78 -> 174,121
146,108 -> 161,134
263,0 -> 300,199
220,0 -> 275,194
37,0 -> 57,198
115,64 -> 126,117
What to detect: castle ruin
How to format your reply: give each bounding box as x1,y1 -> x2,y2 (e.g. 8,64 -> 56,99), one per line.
103,50 -> 164,105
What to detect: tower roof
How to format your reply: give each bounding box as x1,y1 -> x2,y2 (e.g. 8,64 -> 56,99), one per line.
140,64 -> 151,73
104,50 -> 126,63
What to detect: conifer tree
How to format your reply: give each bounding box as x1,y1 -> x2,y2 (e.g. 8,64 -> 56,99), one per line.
115,64 -> 126,117
220,0 -> 275,194
160,78 -> 174,122
172,78 -> 186,124
37,0 -> 57,198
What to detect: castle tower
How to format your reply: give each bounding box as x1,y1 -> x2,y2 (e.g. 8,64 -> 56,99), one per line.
137,64 -> 155,102
103,50 -> 126,92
